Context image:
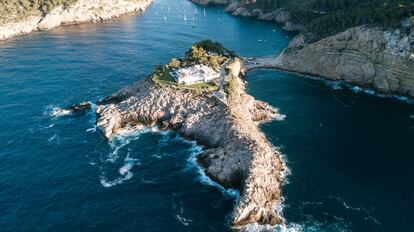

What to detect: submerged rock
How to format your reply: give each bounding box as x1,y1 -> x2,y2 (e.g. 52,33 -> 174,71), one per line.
95,59 -> 287,227
66,102 -> 91,113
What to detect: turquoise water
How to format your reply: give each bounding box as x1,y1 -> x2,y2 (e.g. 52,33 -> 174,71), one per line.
0,0 -> 413,231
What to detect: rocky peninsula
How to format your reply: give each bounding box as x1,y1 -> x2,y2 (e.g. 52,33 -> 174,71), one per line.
66,41 -> 287,228
0,0 -> 153,40
246,24 -> 414,98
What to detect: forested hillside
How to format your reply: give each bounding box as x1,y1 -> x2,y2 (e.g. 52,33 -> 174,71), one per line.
237,0 -> 414,37
0,0 -> 77,24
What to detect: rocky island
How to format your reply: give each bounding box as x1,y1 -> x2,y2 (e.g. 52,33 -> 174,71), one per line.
0,0 -> 153,40
66,40 -> 287,228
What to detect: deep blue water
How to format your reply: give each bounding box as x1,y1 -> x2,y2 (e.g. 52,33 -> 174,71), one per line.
0,0 -> 413,231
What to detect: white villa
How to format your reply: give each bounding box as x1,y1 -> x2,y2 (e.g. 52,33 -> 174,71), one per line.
170,64 -> 220,85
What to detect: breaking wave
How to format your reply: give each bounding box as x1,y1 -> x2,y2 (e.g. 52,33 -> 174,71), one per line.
185,141 -> 240,199
46,105 -> 72,117
243,218 -> 349,232
106,127 -> 153,163
100,152 -> 141,188
323,81 -> 414,104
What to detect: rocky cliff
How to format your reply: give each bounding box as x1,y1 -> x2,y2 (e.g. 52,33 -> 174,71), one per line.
248,24 -> 414,97
191,0 -> 302,31
94,59 -> 287,227
0,0 -> 153,40
223,1 -> 302,32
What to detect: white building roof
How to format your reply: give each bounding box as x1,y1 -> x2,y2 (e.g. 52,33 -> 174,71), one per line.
171,64 -> 220,85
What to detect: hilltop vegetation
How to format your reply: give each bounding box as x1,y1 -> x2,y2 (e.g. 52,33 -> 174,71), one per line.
236,0 -> 414,37
151,40 -> 237,93
0,0 -> 77,24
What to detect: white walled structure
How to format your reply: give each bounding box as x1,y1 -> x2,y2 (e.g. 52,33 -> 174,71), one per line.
170,64 -> 220,85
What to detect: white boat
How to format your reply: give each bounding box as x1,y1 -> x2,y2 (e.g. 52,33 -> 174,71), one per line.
203,8 -> 207,17
184,14 -> 187,21
194,7 -> 198,15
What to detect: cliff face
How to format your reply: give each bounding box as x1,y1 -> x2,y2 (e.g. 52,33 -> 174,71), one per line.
191,0 -> 302,31
95,60 -> 287,227
258,25 -> 414,97
0,0 -> 153,40
224,1 -> 302,32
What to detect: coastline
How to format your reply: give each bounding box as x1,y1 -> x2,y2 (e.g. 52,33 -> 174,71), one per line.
190,0 -> 414,99
0,0 -> 153,41
244,26 -> 414,99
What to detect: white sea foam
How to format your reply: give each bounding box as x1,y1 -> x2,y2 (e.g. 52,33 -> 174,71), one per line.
244,222 -> 303,232
325,81 -> 343,90
175,214 -> 192,226
346,85 -> 414,104
107,127 -> 152,162
243,218 -> 350,232
47,133 -> 61,145
48,107 -> 72,117
100,175 -> 133,188
267,106 -> 286,122
325,196 -> 381,225
86,126 -> 97,133
47,134 -> 58,142
152,154 -> 163,159
275,114 -> 287,121
351,86 -> 363,93
184,141 -> 240,199
99,153 -> 140,188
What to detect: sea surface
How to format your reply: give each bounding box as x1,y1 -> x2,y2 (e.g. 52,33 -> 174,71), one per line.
0,0 -> 413,231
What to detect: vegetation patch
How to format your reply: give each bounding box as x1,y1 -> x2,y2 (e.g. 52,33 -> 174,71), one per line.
237,0 -> 414,38
0,0 -> 78,24
150,40 -> 237,94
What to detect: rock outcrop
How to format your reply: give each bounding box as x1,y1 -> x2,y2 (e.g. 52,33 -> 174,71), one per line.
0,0 -> 153,40
224,1 -> 302,32
247,25 -> 414,98
95,60 -> 286,227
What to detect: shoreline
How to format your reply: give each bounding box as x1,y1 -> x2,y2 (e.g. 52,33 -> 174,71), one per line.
244,47 -> 414,100
0,0 -> 153,41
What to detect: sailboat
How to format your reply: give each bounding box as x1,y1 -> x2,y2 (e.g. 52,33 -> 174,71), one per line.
203,8 -> 207,17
